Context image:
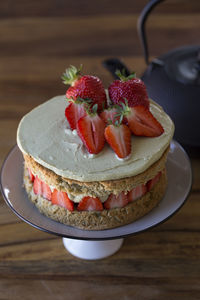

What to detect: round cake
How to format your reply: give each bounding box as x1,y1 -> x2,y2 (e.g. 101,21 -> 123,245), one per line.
17,67 -> 174,230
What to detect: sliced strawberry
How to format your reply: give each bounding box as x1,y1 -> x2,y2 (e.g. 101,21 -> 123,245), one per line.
33,176 -> 43,196
99,107 -> 119,124
28,168 -> 35,182
52,189 -> 74,211
104,123 -> 131,159
77,196 -> 103,211
77,112 -> 105,154
127,184 -> 147,202
65,102 -> 86,130
33,176 -> 52,200
147,171 -> 162,191
42,182 -> 52,201
126,105 -> 164,137
104,192 -> 128,209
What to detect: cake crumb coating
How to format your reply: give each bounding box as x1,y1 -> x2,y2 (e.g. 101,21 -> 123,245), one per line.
24,166 -> 167,230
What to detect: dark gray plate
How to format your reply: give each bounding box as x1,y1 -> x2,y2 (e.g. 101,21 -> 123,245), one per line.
0,141 -> 192,240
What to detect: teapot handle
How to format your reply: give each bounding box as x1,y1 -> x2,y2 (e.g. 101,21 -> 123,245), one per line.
103,0 -> 165,78
137,0 -> 165,65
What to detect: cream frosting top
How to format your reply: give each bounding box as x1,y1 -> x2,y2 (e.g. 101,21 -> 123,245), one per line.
17,95 -> 174,182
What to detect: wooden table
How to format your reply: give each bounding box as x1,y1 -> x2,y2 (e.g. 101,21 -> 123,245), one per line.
0,1 -> 200,299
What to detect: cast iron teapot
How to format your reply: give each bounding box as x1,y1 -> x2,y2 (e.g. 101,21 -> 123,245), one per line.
103,0 -> 200,147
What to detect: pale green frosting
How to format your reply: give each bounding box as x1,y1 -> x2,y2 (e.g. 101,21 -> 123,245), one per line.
17,95 -> 174,182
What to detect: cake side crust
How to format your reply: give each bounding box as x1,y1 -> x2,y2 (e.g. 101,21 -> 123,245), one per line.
23,168 -> 167,230
23,146 -> 169,198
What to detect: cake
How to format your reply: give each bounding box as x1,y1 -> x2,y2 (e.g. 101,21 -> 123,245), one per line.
17,66 -> 174,230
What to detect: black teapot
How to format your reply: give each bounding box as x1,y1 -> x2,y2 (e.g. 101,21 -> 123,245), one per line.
103,0 -> 200,147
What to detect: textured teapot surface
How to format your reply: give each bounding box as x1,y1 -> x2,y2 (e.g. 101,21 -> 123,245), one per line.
142,45 -> 200,147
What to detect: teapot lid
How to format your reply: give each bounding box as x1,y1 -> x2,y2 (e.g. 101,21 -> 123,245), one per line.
164,45 -> 200,86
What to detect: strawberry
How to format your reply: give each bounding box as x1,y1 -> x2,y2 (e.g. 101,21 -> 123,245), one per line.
62,65 -> 107,111
104,121 -> 131,159
121,103 -> 164,137
52,189 -> 74,211
65,99 -> 87,130
33,176 -> 52,201
104,192 -> 128,209
77,196 -> 103,211
77,105 -> 106,154
108,70 -> 149,108
42,182 -> 52,201
28,168 -> 35,182
147,171 -> 162,191
127,184 -> 147,202
33,176 -> 42,196
99,106 -> 119,124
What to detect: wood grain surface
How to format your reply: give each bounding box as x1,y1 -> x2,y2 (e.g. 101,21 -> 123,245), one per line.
0,1 -> 200,299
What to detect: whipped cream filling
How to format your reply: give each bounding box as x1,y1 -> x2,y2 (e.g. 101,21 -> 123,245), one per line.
17,95 -> 174,182
48,184 -> 109,203
67,192 -> 109,204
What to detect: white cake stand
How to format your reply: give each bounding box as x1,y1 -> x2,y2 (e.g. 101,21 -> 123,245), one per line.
0,141 -> 192,260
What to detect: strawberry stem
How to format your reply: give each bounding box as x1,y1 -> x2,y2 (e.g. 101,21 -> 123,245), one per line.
106,104 -> 125,127
91,104 -> 98,114
115,69 -> 136,82
76,97 -> 93,105
62,65 -> 82,86
116,99 -> 130,120
84,102 -> 99,116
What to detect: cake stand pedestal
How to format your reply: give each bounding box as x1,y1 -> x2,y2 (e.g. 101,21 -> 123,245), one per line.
0,141 -> 192,260
63,238 -> 124,260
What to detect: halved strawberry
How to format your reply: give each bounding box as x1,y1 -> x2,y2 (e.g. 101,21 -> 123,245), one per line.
104,122 -> 131,159
104,192 -> 128,209
65,101 -> 87,130
42,182 -> 52,201
99,106 -> 119,124
77,107 -> 106,154
125,105 -> 164,137
52,189 -> 74,211
28,168 -> 35,182
33,176 -> 42,196
147,171 -> 162,191
33,176 -> 52,201
77,196 -> 103,211
127,184 -> 147,202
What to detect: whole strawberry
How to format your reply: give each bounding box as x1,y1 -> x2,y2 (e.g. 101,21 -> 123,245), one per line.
62,65 -> 107,111
108,70 -> 149,108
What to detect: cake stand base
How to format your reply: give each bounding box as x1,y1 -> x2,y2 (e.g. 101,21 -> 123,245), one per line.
62,237 -> 124,260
